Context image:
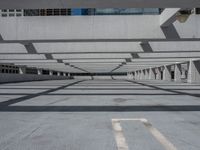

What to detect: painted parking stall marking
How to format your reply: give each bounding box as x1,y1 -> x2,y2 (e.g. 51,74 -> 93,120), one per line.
112,118 -> 177,150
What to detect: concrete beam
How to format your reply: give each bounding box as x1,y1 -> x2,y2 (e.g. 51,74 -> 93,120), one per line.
0,16 -> 200,41
160,8 -> 181,27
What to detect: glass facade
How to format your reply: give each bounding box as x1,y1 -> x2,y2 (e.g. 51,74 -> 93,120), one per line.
95,8 -> 160,15
2,8 -> 199,17
1,8 -> 161,17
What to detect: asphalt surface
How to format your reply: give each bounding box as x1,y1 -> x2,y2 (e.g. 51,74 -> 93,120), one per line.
0,79 -> 200,150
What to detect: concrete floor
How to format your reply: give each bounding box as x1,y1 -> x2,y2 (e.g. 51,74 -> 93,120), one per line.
0,79 -> 200,150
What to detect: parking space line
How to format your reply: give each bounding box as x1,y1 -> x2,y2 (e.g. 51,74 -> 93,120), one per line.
112,118 -> 177,150
112,119 -> 129,150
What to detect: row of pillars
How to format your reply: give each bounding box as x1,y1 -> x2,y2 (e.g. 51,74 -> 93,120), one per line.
128,59 -> 200,83
19,66 -> 71,77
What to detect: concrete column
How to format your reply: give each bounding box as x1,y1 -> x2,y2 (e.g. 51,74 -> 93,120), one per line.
127,72 -> 132,79
19,66 -> 26,74
135,71 -> 138,80
57,72 -> 60,76
137,71 -> 140,80
37,69 -> 42,75
63,73 -> 66,76
149,68 -> 156,80
188,59 -> 200,83
145,69 -> 149,80
138,70 -> 141,80
174,64 -> 182,82
181,68 -> 186,79
163,65 -> 171,81
141,70 -> 145,80
156,67 -> 162,80
49,70 -> 53,76
132,72 -> 135,80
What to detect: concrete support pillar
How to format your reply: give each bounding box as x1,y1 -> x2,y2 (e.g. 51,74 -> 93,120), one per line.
132,72 -> 135,80
156,67 -> 162,80
37,69 -> 42,75
135,71 -> 138,80
182,68 -> 186,79
188,60 -> 200,83
19,66 -> 26,74
127,72 -> 133,80
49,70 -> 53,76
141,70 -> 145,80
163,65 -> 171,81
138,70 -> 142,80
149,68 -> 156,80
174,64 -> 182,82
63,73 -> 66,76
57,72 -> 60,76
137,71 -> 140,80
145,69 -> 149,80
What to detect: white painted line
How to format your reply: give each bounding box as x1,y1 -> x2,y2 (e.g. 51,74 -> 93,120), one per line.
111,118 -> 177,150
112,120 -> 129,150
141,119 -> 177,150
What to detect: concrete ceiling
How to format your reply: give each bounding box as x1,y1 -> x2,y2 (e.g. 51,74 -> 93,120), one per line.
0,9 -> 200,73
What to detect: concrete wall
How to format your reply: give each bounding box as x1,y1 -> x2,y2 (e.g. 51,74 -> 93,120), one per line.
93,76 -> 113,80
73,75 -> 128,80
0,73 -> 69,84
112,76 -> 128,80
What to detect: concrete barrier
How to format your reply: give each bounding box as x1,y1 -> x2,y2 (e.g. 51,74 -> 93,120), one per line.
0,73 -> 69,84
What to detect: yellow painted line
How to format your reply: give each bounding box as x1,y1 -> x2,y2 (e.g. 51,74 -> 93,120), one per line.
111,118 -> 177,150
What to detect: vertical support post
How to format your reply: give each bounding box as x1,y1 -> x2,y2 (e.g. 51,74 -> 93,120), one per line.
138,70 -> 141,80
163,65 -> 171,81
174,64 -> 182,82
145,69 -> 150,80
149,68 -> 156,80
49,70 -> 53,76
139,70 -> 142,80
19,66 -> 26,74
141,70 -> 145,80
188,59 -> 200,83
156,67 -> 162,80
37,69 -> 42,75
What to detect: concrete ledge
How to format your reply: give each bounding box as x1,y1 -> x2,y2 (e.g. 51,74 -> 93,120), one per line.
0,73 -> 69,84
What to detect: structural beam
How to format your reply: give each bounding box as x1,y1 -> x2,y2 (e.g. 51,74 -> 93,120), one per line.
160,8 -> 181,27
